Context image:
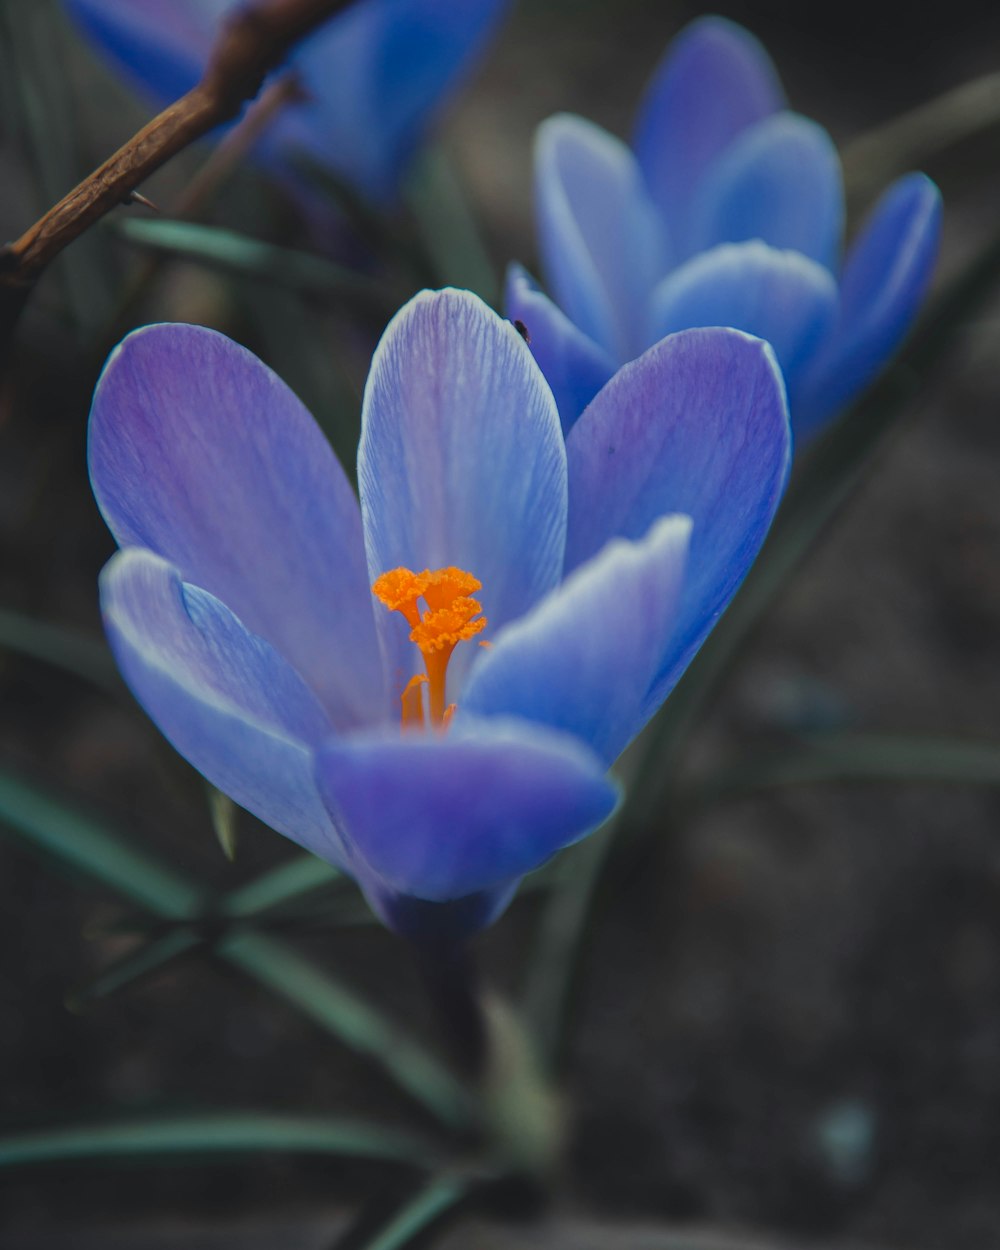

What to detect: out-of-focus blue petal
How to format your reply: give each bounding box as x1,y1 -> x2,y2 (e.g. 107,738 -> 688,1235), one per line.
314,716 -> 619,902
692,113 -> 844,271
271,0 -> 511,203
647,240 -> 838,379
463,515 -> 691,764
793,173 -> 942,438
504,263 -> 615,435
88,323 -> 382,730
633,16 -> 785,256
565,327 -> 791,709
101,548 -> 348,867
535,114 -> 669,361
358,289 -> 567,699
64,0 -> 225,103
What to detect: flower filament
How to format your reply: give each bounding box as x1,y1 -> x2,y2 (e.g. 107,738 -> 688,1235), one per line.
372,566 -> 487,729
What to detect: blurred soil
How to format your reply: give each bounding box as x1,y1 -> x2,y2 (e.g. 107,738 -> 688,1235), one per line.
2,1 -> 1000,1248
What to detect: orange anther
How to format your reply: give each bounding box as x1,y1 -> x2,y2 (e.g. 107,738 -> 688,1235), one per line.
373,565 -> 487,727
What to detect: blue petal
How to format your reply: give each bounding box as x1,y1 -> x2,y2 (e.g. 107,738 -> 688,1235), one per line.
358,289 -> 567,699
358,881 -> 520,940
89,323 -> 382,730
64,0 -> 227,104
314,717 -> 619,902
535,114 -> 669,361
647,241 -> 838,380
101,549 -> 347,867
463,515 -> 691,764
504,263 -> 615,435
633,16 -> 785,256
692,112 -> 844,271
268,0 -> 511,203
565,327 -> 791,707
793,173 -> 942,438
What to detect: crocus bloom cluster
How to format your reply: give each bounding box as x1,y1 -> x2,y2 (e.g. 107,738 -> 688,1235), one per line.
64,0 -> 510,204
509,15 -> 942,440
90,290 -> 790,937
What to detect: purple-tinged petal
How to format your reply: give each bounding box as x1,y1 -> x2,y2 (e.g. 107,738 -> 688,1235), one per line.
647,241 -> 838,379
89,323 -> 381,730
504,263 -> 615,435
633,16 -> 785,254
64,0 -> 226,105
315,717 -> 618,902
792,173 -> 942,438
535,114 -> 669,361
101,548 -> 347,868
565,327 -> 791,705
358,289 -> 567,699
268,0 -> 511,203
464,515 -> 691,765
692,113 -> 844,271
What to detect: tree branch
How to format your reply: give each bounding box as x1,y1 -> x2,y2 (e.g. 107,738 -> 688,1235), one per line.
0,0 -> 357,338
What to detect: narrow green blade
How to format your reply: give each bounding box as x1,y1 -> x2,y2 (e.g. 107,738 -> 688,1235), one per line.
359,1173 -> 471,1250
0,770 -> 201,919
699,733 -> 1000,803
219,931 -> 473,1131
117,218 -> 390,311
0,1112 -> 435,1169
222,852 -> 343,919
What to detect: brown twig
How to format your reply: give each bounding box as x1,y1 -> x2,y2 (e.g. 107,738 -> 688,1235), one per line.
0,0 -> 357,342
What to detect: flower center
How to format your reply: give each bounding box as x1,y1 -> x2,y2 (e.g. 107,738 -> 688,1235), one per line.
372,566 -> 487,729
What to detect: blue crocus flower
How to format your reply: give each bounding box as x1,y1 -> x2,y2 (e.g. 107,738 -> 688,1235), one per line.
89,289 -> 790,937
508,15 -> 942,441
64,0 -> 510,204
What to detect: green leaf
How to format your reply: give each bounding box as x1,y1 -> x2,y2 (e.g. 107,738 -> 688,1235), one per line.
697,733 -> 1000,804
358,1173 -> 471,1250
0,1112 -> 436,1169
221,852 -> 343,919
207,785 -> 238,862
404,147 -> 498,304
116,218 -> 390,311
0,770 -> 201,919
218,931 -> 474,1131
0,607 -> 119,692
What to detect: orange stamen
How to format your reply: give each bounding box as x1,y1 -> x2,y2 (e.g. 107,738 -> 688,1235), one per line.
372,565 -> 487,728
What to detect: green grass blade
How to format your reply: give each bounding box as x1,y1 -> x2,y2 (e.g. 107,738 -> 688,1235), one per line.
222,852 -> 343,919
0,1112 -> 435,1169
359,1173 -> 471,1250
0,771 -> 202,919
117,218 -> 391,312
218,931 -> 473,1131
697,733 -> 1000,804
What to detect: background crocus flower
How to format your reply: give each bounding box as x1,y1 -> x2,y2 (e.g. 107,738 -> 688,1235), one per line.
508,15 -> 942,441
64,0 -> 511,204
89,289 -> 790,938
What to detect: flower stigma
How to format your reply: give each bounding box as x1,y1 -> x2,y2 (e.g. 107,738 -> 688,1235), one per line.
372,566 -> 487,729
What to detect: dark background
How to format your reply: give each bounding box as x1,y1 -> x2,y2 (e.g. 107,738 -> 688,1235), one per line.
1,0 -> 999,1246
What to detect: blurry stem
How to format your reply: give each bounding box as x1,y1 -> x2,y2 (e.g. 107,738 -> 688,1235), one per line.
353,1172 -> 472,1250
844,69 -> 1000,201
410,939 -> 487,1082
